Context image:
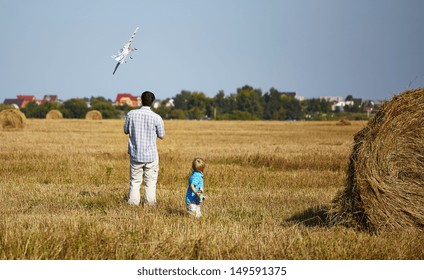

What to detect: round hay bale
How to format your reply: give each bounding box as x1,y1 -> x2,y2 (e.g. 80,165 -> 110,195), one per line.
0,109 -> 26,129
85,110 -> 102,120
336,119 -> 351,126
46,109 -> 63,119
329,88 -> 424,232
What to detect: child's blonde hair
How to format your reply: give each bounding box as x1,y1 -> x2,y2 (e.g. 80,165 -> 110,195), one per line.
192,157 -> 206,172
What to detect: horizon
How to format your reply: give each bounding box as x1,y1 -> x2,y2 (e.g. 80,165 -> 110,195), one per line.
2,86 -> 393,104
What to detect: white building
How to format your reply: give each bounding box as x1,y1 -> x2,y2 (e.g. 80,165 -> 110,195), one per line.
332,100 -> 354,111
320,96 -> 344,102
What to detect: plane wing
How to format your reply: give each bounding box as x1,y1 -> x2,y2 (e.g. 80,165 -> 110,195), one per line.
112,53 -> 125,62
128,27 -> 139,46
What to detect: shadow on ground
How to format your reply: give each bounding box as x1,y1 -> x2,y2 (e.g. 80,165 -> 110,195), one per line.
166,207 -> 187,217
286,205 -> 330,227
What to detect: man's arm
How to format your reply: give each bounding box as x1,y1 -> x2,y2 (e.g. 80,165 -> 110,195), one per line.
123,115 -> 130,135
156,118 -> 165,139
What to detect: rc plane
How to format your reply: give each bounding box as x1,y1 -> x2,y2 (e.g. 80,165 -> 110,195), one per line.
112,27 -> 139,75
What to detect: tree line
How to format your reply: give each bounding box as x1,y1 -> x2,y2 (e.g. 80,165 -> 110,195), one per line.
155,86 -> 367,120
18,97 -> 121,119
10,85 -> 368,120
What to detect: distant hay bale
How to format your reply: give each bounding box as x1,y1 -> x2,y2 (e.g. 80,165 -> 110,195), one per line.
329,88 -> 424,233
46,109 -> 63,119
0,109 -> 26,129
336,119 -> 351,126
85,110 -> 102,120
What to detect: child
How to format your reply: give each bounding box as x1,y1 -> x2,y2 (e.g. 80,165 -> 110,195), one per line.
185,157 -> 206,217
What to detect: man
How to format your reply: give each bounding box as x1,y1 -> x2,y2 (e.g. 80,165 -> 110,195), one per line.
123,91 -> 165,206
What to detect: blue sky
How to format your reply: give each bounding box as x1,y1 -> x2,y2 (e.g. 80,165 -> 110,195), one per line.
1,0 -> 423,102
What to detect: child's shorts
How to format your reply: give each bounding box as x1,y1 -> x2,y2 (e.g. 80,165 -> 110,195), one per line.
186,203 -> 202,218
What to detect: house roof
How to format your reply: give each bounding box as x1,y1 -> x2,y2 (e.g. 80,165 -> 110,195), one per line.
43,95 -> 58,102
116,93 -> 138,101
17,95 -> 36,101
3,99 -> 24,107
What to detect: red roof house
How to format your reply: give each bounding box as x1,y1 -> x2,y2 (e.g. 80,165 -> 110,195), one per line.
3,99 -> 24,108
115,93 -> 140,107
42,95 -> 58,102
16,95 -> 36,108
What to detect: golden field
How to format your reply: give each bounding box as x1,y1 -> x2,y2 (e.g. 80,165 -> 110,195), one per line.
0,119 -> 423,259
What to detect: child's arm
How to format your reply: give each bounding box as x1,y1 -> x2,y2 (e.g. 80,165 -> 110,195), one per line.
190,184 -> 202,202
198,188 -> 206,201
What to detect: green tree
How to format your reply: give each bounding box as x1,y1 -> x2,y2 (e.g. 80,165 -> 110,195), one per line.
263,88 -> 282,120
21,101 -> 61,118
188,92 -> 207,108
320,99 -> 331,113
90,96 -> 119,119
223,94 -> 237,114
262,88 -> 302,120
173,90 -> 212,119
187,107 -> 206,120
21,101 -> 38,118
229,110 -> 257,120
174,90 -> 192,110
154,99 -> 173,119
170,109 -> 186,119
62,98 -> 88,118
235,85 -> 264,119
281,95 -> 302,120
213,90 -> 225,110
115,103 -> 132,116
0,104 -> 14,112
301,98 -> 332,120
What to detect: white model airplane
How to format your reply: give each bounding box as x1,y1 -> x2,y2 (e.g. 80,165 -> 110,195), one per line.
112,27 -> 139,75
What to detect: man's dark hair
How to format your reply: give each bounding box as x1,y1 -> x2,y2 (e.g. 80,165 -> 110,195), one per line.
141,91 -> 155,106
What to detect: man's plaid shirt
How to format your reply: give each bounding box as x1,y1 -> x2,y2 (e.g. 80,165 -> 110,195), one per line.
123,107 -> 165,162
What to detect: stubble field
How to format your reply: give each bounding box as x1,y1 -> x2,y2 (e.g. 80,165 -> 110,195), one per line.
0,119 -> 423,259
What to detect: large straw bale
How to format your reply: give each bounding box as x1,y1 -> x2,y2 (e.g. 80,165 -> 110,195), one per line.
46,109 -> 63,119
329,88 -> 424,233
0,109 -> 26,129
85,110 -> 102,120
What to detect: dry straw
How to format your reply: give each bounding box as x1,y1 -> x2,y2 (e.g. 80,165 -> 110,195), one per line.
329,88 -> 424,233
0,109 -> 26,129
85,110 -> 102,120
336,119 -> 351,126
46,109 -> 63,119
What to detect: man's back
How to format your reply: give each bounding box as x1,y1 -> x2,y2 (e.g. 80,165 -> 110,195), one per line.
124,107 -> 165,162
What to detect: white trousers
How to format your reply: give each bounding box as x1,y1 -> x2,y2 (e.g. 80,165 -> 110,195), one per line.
186,203 -> 202,218
128,159 -> 159,206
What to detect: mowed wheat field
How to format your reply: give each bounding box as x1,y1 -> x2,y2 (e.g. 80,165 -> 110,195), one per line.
1,119 -> 423,260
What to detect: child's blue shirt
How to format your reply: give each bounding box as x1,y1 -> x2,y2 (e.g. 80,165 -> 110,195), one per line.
185,171 -> 204,204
